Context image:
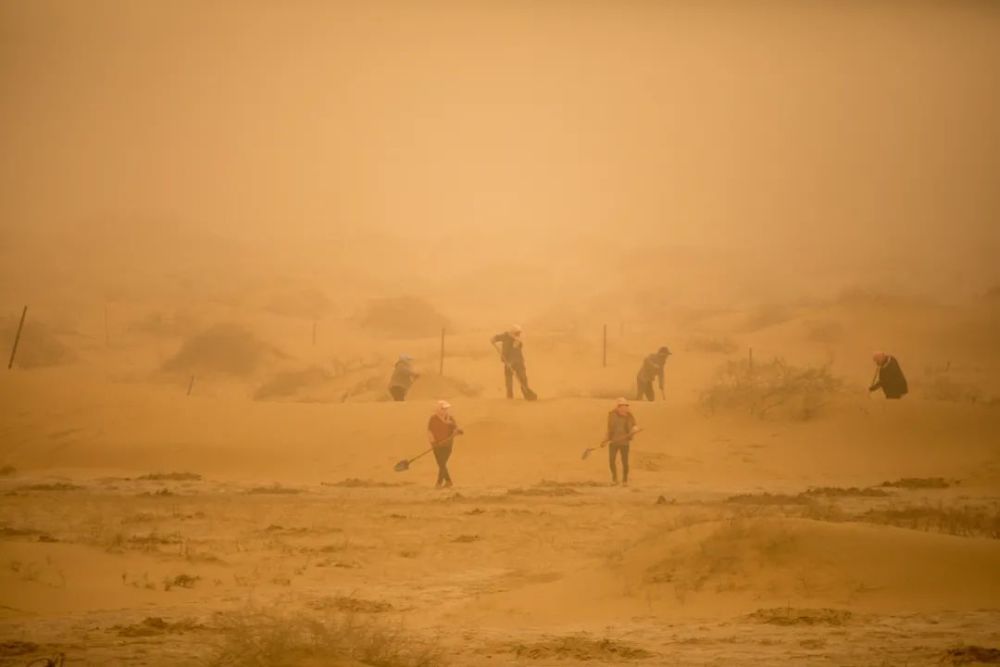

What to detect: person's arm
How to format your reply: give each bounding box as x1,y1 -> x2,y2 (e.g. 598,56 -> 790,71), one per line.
606,413 -> 615,441
629,414 -> 640,434
427,416 -> 437,444
868,367 -> 882,392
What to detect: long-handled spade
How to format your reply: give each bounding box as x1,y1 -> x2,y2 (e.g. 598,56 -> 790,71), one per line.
393,432 -> 463,472
581,428 -> 643,460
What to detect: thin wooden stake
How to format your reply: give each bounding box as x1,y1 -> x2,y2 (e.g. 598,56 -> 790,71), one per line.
439,327 -> 445,375
312,319 -> 317,346
104,304 -> 110,346
7,306 -> 27,370
187,375 -> 195,396
602,324 -> 607,368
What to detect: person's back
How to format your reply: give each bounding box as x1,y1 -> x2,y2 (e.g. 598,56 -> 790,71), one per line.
870,352 -> 908,399
390,359 -> 416,390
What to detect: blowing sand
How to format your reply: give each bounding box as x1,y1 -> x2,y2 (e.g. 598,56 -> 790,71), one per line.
1,292 -> 999,666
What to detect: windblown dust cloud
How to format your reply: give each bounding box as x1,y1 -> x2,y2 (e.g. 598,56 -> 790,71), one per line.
1,2 -> 999,665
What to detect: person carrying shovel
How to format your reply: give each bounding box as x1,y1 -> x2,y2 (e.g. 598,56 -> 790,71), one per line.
388,354 -> 419,401
607,397 -> 640,486
491,324 -> 536,400
427,400 -> 462,489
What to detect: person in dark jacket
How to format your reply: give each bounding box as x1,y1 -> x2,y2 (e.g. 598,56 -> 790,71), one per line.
869,351 -> 908,399
427,400 -> 462,488
491,324 -> 535,400
388,354 -> 419,401
636,346 -> 671,401
606,397 -> 640,486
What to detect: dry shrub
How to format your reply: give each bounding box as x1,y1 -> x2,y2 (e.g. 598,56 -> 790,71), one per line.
207,609 -> 441,667
725,493 -> 811,506
684,336 -> 738,354
700,358 -> 841,420
801,319 -> 844,344
162,324 -> 280,377
801,487 -> 890,498
358,296 -> 450,338
309,597 -> 393,614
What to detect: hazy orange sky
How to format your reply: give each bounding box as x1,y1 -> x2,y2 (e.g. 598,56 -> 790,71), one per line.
2,1 -> 999,299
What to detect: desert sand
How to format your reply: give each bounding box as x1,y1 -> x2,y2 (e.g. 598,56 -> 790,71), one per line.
2,1 -> 1000,665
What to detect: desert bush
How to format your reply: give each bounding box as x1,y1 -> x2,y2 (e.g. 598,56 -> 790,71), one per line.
881,477 -> 951,489
684,336 -> 738,354
357,296 -> 451,338
207,609 -> 441,667
137,472 -> 202,482
746,607 -> 853,626
162,324 -> 280,377
700,358 -> 841,420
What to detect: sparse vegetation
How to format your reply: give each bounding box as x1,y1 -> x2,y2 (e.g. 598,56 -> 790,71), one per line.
509,635 -> 652,661
860,505 -> 1000,539
746,607 -> 853,626
112,616 -> 204,637
700,358 -> 841,420
18,482 -> 82,492
309,596 -> 394,614
137,472 -> 202,481
247,484 -> 303,495
207,609 -> 441,667
881,477 -> 951,489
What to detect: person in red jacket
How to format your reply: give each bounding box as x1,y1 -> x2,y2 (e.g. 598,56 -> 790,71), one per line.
427,400 -> 463,488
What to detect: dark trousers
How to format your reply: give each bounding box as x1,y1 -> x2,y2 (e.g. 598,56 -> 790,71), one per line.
504,363 -> 530,399
636,377 -> 655,401
433,444 -> 453,485
609,443 -> 630,483
389,386 -> 407,402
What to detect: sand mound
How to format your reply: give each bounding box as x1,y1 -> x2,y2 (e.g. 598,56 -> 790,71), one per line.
2,316 -> 75,369
357,296 -> 450,338
162,324 -> 281,377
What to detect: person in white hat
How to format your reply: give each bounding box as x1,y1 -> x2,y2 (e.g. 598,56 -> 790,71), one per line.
388,353 -> 419,401
606,398 -> 639,486
490,324 -> 535,400
427,400 -> 462,488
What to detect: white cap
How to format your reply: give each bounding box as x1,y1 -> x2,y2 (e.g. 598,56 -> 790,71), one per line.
437,400 -> 451,410
616,397 -> 629,406
510,324 -> 523,333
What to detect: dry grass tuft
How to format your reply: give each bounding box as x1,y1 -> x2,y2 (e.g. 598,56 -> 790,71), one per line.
207,609 -> 441,667
860,505 -> 1000,539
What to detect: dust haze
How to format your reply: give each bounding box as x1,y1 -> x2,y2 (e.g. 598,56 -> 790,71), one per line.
2,2 -> 999,666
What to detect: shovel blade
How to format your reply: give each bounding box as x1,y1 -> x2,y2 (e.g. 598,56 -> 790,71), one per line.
393,459 -> 410,472
581,447 -> 593,460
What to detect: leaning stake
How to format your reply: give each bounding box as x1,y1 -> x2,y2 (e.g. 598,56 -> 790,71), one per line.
7,306 -> 27,370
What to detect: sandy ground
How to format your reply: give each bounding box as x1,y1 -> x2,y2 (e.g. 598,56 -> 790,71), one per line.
1,296 -> 999,666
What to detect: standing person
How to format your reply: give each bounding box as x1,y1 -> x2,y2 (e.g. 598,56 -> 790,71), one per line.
869,351 -> 908,399
491,324 -> 535,400
607,397 -> 639,486
427,400 -> 462,488
388,354 -> 419,401
636,346 -> 671,401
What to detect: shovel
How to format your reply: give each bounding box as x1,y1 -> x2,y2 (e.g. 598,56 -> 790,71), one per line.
495,347 -> 538,401
393,432 -> 463,472
581,428 -> 643,460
